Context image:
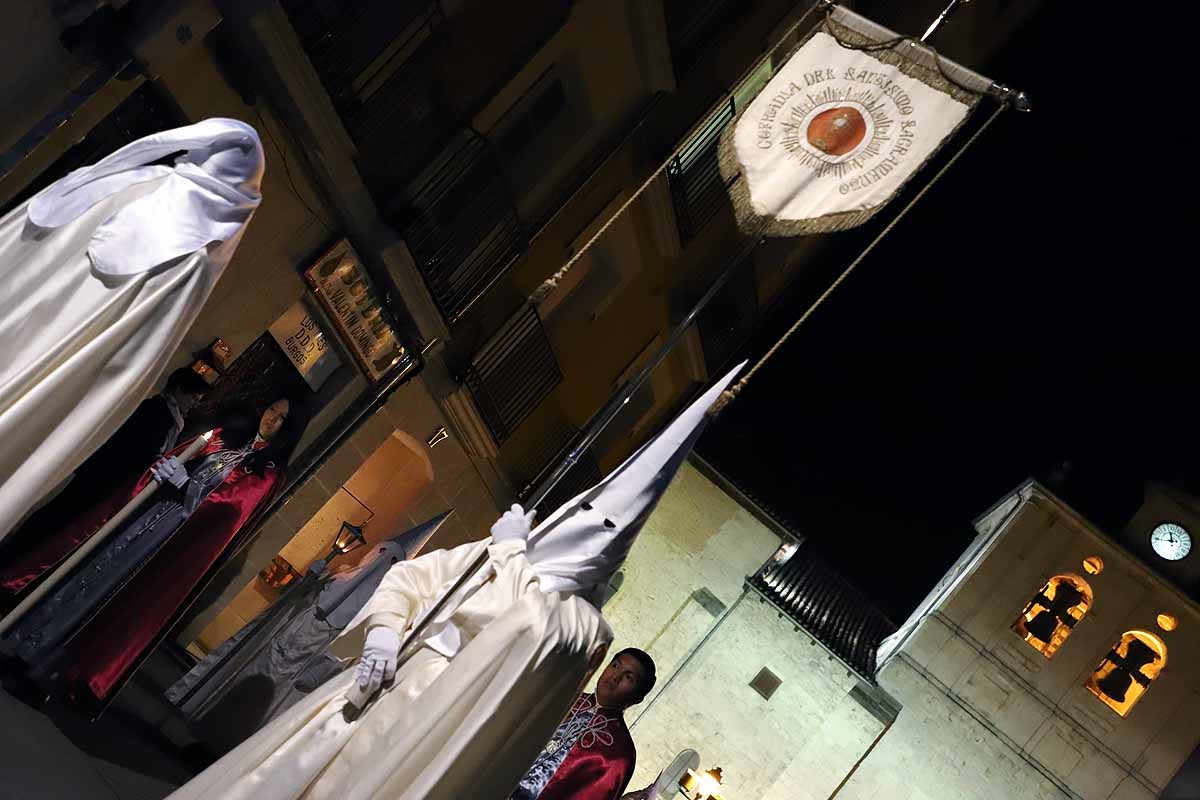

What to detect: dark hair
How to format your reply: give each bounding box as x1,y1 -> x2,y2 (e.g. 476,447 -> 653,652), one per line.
219,395 -> 310,475
164,367 -> 210,397
615,647 -> 656,703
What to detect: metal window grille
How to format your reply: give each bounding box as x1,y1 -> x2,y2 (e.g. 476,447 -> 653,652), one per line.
280,0 -> 446,142
1,82 -> 183,217
666,97 -> 736,245
527,447 -> 603,521
697,258 -> 759,374
463,304 -> 561,445
664,0 -> 756,76
505,415 -> 578,492
749,544 -> 897,681
509,418 -> 603,519
394,130 -> 526,324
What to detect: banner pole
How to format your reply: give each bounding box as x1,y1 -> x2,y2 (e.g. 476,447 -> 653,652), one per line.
342,238 -> 763,716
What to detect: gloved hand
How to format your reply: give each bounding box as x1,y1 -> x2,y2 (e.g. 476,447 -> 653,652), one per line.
490,504 -> 536,545
346,626 -> 401,710
150,456 -> 188,488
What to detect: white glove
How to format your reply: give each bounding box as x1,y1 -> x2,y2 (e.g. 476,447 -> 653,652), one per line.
490,504 -> 536,545
346,626 -> 401,710
150,456 -> 188,488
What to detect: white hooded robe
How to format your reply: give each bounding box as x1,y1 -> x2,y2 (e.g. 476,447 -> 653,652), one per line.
165,362 -> 745,800
0,118 -> 263,542
167,538 -> 612,800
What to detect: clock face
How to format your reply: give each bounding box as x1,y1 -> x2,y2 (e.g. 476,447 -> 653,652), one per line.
1150,523 -> 1192,561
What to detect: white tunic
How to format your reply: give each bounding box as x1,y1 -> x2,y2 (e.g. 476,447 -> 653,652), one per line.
167,538 -> 613,800
0,118 -> 262,542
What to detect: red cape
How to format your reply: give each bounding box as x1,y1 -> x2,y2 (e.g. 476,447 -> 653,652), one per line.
0,430 -> 283,701
538,693 -> 637,800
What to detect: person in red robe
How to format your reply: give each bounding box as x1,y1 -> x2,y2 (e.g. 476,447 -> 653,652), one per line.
510,647 -> 656,800
0,366 -> 210,569
0,396 -> 307,705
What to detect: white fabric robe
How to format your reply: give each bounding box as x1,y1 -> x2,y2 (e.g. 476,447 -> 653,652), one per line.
0,178 -> 234,541
168,538 -> 613,800
0,117 -> 262,543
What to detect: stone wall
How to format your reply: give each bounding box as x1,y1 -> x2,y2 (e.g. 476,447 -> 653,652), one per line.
628,596 -> 883,799
840,655 -> 1073,800
864,485 -> 1200,800
610,477 -> 1200,800
598,460 -> 783,709
599,460 -> 890,798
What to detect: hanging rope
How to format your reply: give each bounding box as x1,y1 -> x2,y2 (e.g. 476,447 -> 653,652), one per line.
529,0 -> 827,306
530,161 -> 671,305
706,100 -> 1010,418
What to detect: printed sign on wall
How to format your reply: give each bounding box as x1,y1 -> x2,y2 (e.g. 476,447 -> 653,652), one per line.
303,239 -> 408,383
268,301 -> 342,391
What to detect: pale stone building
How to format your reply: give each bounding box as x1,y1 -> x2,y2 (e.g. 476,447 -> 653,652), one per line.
611,467 -> 1199,799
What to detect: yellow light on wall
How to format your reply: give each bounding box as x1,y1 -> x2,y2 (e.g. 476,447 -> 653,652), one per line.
1086,630 -> 1167,717
1157,613 -> 1179,632
697,768 -> 722,798
1082,556 -> 1104,575
681,767 -> 724,800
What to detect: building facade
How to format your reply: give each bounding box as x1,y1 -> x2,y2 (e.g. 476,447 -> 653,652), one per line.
608,474 -> 1199,799
0,0 -> 829,740
0,0 -> 1061,789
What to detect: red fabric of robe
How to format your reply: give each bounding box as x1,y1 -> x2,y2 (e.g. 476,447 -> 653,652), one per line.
538,693 -> 637,800
0,430 -> 282,702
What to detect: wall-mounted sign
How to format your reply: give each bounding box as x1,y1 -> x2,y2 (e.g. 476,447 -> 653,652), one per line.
303,239 -> 408,384
268,301 -> 342,391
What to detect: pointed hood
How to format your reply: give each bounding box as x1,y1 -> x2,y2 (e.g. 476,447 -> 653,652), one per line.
389,510 -> 453,560
527,362 -> 745,602
314,511 -> 454,623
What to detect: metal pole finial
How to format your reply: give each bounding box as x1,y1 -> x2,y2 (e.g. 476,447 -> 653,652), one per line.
920,0 -> 971,44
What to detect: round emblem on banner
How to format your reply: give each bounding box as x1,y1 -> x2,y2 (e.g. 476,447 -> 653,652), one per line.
807,104 -> 868,157
794,100 -> 875,164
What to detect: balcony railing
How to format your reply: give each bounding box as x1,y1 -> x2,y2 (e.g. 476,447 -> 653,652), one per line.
664,0 -> 757,76
665,96 -> 736,245
393,130 -> 526,325
697,250 -> 759,374
529,449 -> 602,520
463,303 -> 561,445
508,417 -> 603,518
280,0 -> 446,143
1,82 -> 183,217
519,429 -> 603,521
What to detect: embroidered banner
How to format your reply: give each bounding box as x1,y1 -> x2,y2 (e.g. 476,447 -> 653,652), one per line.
720,6 -> 991,236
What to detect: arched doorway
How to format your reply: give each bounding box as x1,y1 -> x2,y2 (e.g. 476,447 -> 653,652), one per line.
190,429 -> 437,654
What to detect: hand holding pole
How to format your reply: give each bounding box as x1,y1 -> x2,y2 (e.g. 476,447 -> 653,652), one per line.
0,430 -> 214,636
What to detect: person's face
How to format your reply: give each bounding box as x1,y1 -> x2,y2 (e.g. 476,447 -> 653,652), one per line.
594,654 -> 646,711
175,392 -> 204,417
258,399 -> 290,440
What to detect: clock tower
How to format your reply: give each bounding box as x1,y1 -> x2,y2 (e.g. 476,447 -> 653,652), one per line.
1119,482 -> 1200,594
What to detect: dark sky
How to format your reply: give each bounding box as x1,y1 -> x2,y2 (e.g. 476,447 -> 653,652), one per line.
699,1 -> 1199,624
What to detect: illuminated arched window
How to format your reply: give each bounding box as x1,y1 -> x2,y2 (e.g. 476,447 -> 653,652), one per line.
1086,630 -> 1167,717
1012,573 -> 1093,658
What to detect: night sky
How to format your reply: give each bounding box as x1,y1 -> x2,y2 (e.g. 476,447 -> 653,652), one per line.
699,1 -> 1199,624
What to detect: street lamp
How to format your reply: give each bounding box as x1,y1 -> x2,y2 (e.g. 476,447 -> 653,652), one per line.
327,520 -> 367,562
300,520 -> 367,586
